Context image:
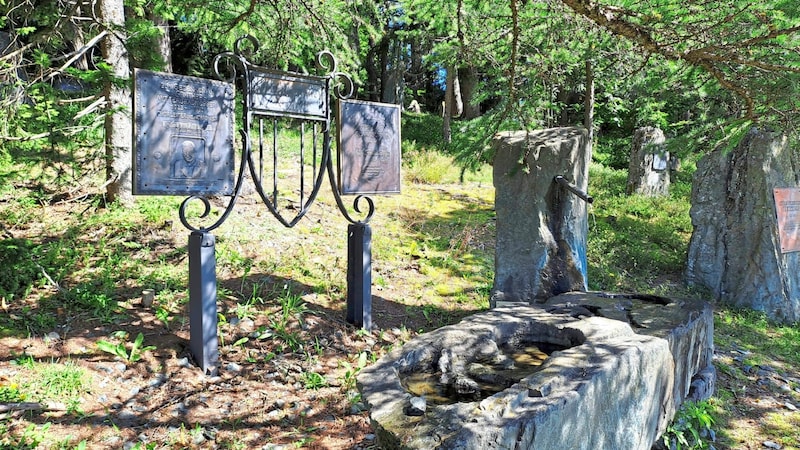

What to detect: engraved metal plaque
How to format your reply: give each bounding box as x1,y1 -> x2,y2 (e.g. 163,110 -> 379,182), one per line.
652,151 -> 669,171
249,69 -> 327,119
337,99 -> 401,195
774,188 -> 800,253
133,69 -> 235,196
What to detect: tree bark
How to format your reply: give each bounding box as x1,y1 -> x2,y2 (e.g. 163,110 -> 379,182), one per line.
459,65 -> 480,119
150,13 -> 172,72
584,60 -> 594,142
99,0 -> 133,205
443,66 -> 459,144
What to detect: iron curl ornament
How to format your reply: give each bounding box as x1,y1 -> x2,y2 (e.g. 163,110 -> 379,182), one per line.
177,35 -> 373,231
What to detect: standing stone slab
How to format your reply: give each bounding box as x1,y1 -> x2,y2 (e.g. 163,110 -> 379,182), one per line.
491,127 -> 591,306
626,127 -> 670,197
686,127 -> 800,323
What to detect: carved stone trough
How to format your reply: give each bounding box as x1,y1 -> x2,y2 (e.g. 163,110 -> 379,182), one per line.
357,292 -> 714,450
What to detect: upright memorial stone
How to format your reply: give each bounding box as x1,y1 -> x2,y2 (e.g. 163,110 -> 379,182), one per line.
491,127 -> 592,306
626,126 -> 670,197
686,128 -> 800,323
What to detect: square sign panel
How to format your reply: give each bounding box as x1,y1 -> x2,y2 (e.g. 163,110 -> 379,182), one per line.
774,188 -> 800,253
337,99 -> 401,195
133,69 -> 235,196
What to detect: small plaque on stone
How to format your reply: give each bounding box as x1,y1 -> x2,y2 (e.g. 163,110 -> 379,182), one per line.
651,151 -> 669,171
337,99 -> 401,195
133,69 -> 235,196
774,188 -> 800,253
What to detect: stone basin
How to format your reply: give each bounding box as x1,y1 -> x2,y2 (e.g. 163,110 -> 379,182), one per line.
357,292 -> 714,450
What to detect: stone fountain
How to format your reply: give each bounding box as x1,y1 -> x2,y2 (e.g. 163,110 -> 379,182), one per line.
357,292 -> 713,449
356,128 -> 714,449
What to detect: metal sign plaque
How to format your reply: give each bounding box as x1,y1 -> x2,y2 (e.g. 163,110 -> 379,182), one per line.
249,69 -> 327,119
337,99 -> 401,195
774,188 -> 800,253
133,69 -> 235,196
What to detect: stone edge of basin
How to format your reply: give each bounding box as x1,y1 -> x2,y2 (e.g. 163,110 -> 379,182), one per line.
357,294 -> 714,450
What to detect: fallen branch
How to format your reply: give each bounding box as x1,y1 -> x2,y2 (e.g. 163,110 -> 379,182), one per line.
0,402 -> 67,413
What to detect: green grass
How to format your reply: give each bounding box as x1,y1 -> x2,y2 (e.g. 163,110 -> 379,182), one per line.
586,162 -> 693,293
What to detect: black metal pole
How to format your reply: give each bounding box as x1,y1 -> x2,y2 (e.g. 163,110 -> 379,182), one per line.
346,223 -> 372,330
189,230 -> 219,375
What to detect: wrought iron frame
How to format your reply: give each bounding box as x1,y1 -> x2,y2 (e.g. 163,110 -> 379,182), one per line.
177,35 -> 374,233
173,37 -> 377,373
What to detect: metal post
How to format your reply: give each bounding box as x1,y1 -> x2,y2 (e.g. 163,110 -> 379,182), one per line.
189,230 -> 219,375
346,223 -> 372,330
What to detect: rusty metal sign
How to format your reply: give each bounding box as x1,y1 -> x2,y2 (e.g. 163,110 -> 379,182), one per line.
774,188 -> 800,253
133,69 -> 235,196
337,99 -> 401,195
249,69 -> 327,120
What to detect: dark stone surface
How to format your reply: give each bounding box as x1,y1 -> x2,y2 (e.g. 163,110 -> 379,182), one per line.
686,127 -> 800,323
491,127 -> 591,305
626,126 -> 670,196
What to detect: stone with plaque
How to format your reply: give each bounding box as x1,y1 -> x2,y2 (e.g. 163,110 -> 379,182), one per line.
133,69 -> 235,196
774,188 -> 800,253
337,99 -> 401,195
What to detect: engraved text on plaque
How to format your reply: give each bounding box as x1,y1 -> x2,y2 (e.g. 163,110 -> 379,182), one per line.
133,69 -> 235,196
337,99 -> 401,195
775,188 -> 800,253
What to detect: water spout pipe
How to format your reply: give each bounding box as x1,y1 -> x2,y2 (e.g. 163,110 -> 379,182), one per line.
554,176 -> 593,204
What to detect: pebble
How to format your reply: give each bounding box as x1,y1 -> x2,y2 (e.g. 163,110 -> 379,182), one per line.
149,374 -> 168,387
117,410 -> 137,421
763,441 -> 781,449
96,364 -> 114,374
238,318 -> 255,332
784,402 -> 798,411
176,357 -> 192,368
225,362 -> 243,373
404,396 -> 426,416
44,331 -> 60,342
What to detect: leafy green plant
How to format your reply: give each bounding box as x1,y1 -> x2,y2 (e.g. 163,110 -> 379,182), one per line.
302,371 -> 327,390
97,332 -> 156,362
662,400 -> 716,450
0,381 -> 25,402
0,422 -> 51,450
340,351 -> 369,392
0,238 -> 41,304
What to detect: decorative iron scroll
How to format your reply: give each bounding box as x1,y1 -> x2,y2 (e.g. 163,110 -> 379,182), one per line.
174,35 -> 372,232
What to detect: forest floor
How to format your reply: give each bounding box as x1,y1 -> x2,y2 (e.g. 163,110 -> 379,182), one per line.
1,180 -> 799,449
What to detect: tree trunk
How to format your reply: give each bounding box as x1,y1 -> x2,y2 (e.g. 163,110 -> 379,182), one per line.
99,0 -> 133,205
459,65 -> 480,119
365,37 -> 382,102
381,35 -> 404,105
584,60 -> 594,142
150,13 -> 172,72
443,66 -> 459,144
